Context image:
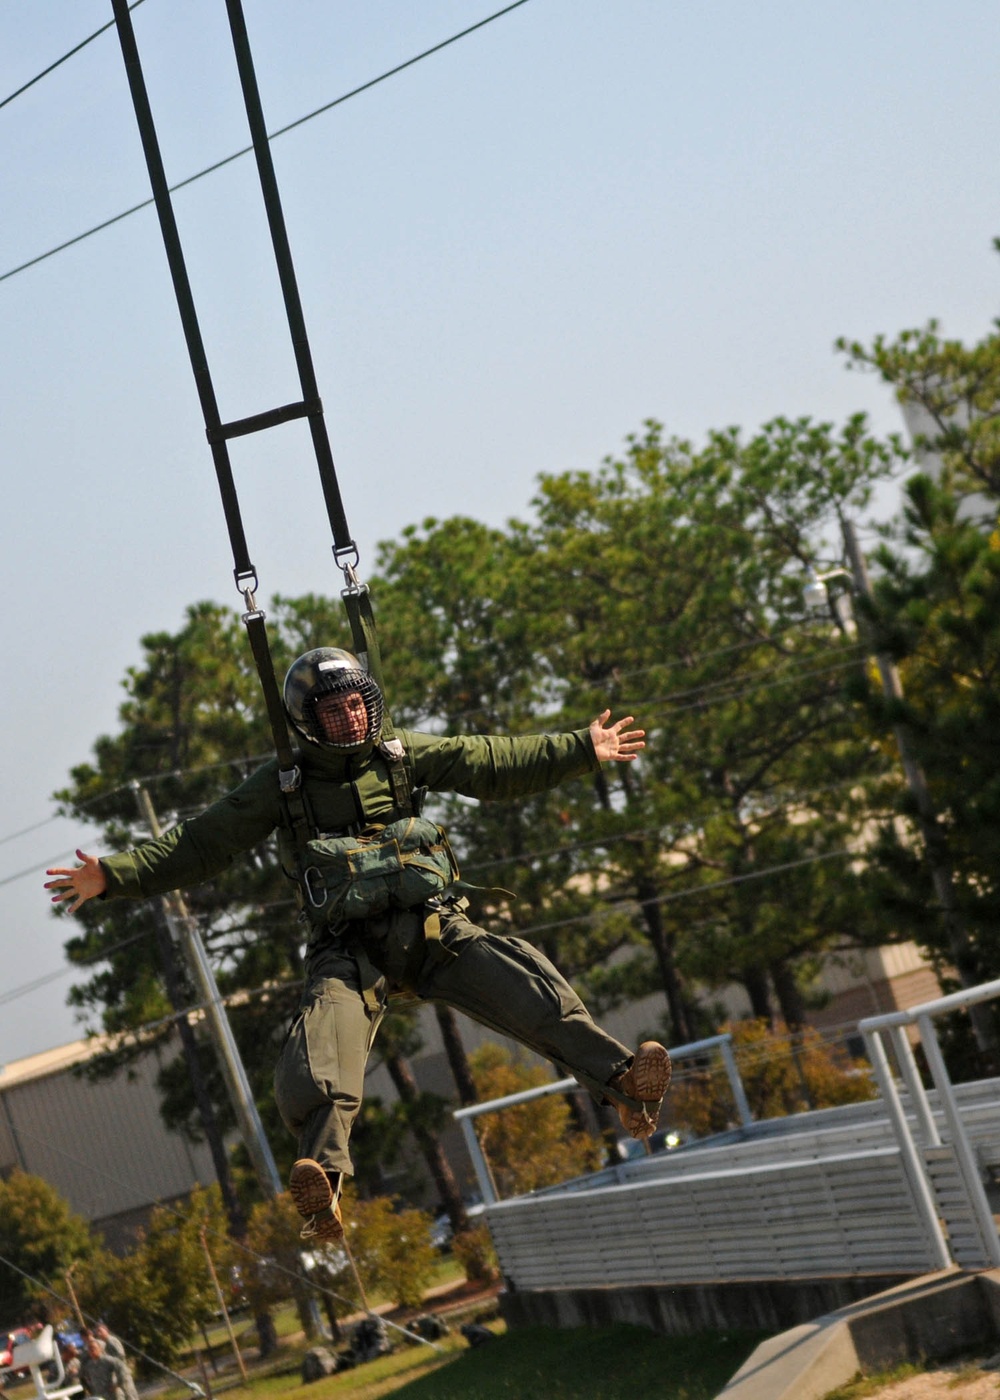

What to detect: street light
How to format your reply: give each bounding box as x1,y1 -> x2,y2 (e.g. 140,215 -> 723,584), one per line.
803,565 -> 856,635
803,566 -> 850,611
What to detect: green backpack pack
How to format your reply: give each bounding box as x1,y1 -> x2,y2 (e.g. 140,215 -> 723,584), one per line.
300,815 -> 460,924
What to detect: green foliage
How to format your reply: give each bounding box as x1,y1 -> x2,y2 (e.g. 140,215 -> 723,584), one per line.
334,1187 -> 438,1309
451,1224 -> 499,1285
468,1044 -> 604,1196
0,1171 -> 94,1322
668,1020 -> 877,1137
840,314 -> 1000,998
75,1185 -> 230,1373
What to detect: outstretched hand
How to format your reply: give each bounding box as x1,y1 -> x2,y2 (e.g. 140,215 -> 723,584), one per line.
590,710 -> 646,763
44,850 -> 107,913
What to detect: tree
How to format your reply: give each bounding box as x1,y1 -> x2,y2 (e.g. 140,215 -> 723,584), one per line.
467,1043 -> 604,1196
0,1172 -> 94,1323
668,1020 -> 877,1137
75,1186 -> 232,1372
372,419 -> 904,1039
840,313 -> 1000,1034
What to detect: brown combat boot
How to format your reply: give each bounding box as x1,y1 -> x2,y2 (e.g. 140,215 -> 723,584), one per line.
289,1158 -> 344,1244
611,1041 -> 672,1139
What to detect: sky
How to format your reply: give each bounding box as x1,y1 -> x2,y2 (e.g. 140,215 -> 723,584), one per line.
1,0 -> 999,1068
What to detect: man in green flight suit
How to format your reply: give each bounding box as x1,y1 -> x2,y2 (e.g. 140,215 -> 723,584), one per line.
46,648 -> 671,1243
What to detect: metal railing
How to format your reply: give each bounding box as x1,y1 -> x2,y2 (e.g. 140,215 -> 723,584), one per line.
859,976 -> 1000,1269
453,1032 -> 752,1205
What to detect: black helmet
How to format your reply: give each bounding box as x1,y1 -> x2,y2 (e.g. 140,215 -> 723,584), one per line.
283,647 -> 384,749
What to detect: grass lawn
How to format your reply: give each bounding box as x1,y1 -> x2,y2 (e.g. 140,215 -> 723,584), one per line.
372,1324 -> 766,1400
171,1320 -> 765,1400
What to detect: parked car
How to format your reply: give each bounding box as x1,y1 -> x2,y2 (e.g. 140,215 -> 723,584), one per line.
1,1328 -> 34,1384
615,1127 -> 691,1162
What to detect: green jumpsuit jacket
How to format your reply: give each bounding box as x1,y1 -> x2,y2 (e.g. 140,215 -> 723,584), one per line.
99,727 -> 633,1175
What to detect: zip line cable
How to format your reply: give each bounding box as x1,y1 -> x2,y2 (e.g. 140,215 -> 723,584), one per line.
0,1117 -> 442,1353
0,1 -> 147,112
0,1251 -> 205,1394
0,0 -> 532,286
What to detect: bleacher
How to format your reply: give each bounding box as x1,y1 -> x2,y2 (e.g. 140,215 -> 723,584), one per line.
484,1077 -> 1000,1290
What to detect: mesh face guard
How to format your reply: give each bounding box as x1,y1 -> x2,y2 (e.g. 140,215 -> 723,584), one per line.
284,648 -> 384,749
306,670 -> 384,748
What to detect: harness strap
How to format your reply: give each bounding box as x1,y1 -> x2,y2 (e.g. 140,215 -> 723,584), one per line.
347,937 -> 385,1015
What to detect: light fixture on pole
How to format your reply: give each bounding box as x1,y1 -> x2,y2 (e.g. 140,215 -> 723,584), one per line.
803,565 -> 856,634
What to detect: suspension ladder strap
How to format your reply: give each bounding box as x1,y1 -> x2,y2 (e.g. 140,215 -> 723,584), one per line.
111,0 -> 254,581
340,584 -> 416,809
110,0 -> 398,809
109,0 -> 310,794
222,0 -> 357,572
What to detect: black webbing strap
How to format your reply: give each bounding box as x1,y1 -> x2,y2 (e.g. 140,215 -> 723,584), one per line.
110,0 -> 401,826
222,0 -> 357,572
341,587 -> 386,703
109,0 -> 301,793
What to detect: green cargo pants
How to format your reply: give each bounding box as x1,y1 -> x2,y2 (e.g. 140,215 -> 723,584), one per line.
273,900 -> 633,1175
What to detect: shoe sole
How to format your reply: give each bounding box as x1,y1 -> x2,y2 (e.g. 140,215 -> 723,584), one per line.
289,1159 -> 333,1217
289,1160 -> 344,1243
618,1042 -> 672,1139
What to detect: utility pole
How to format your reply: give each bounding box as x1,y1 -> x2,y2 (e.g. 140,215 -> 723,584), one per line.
132,785 -> 247,1236
133,783 -> 284,1197
132,784 -> 326,1340
841,519 -> 999,1066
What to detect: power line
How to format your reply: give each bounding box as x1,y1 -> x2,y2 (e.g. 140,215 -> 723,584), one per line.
0,929 -> 152,1009
0,1 -> 147,112
0,814 -> 62,848
0,843 -> 864,1021
0,642 -> 866,878
627,642 -> 866,713
0,754 -> 271,865
642,655 -> 866,723
0,852 -> 76,891
512,847 -> 858,938
0,0 -> 532,285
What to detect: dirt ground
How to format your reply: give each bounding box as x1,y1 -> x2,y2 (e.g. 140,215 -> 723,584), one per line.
861,1359 -> 1000,1398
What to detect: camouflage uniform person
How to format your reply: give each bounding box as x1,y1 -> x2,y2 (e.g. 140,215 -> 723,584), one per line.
92,1327 -> 134,1400
79,1338 -> 136,1400
92,1327 -> 124,1364
47,649 -> 671,1244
